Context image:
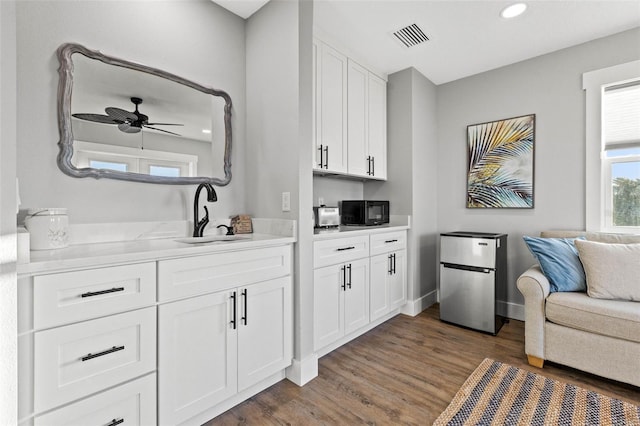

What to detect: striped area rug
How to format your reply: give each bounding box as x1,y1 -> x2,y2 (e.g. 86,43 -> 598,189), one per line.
434,358 -> 640,426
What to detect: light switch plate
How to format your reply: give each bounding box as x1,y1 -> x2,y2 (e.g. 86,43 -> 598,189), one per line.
282,192 -> 291,212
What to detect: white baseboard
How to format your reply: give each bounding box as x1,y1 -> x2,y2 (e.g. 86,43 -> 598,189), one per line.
285,353 -> 318,386
401,289 -> 438,317
497,300 -> 525,321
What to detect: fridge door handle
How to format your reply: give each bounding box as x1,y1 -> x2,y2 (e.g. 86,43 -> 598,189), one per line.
442,263 -> 492,274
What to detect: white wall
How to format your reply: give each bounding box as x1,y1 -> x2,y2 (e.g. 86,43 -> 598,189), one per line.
410,68 -> 439,303
436,27 -> 640,311
15,0 -> 246,225
313,176 -> 363,207
245,0 -> 300,221
365,67 -> 439,309
0,1 -> 18,423
245,0 -> 316,383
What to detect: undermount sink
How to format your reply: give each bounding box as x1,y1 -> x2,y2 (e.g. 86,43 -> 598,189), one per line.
175,235 -> 252,244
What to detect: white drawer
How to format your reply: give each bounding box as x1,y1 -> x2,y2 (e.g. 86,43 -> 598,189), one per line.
370,231 -> 407,256
34,307 -> 156,413
158,245 -> 291,302
34,262 -> 156,329
34,373 -> 156,426
313,235 -> 369,268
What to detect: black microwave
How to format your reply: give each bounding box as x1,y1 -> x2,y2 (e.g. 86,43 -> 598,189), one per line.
341,200 -> 390,226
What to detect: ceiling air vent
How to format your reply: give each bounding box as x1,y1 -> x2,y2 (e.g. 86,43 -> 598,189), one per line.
392,23 -> 429,48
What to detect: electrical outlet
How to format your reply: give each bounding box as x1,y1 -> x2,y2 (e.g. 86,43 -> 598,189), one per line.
282,192 -> 291,212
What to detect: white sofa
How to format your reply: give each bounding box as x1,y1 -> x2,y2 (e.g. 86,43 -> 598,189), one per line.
517,231 -> 640,387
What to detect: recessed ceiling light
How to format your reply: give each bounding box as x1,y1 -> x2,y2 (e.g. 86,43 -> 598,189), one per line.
501,3 -> 527,19
202,129 -> 212,134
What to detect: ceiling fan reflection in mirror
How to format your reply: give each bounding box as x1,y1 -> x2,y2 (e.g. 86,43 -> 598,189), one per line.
72,97 -> 183,136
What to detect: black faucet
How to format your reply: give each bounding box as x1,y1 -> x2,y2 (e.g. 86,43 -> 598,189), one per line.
193,183 -> 217,237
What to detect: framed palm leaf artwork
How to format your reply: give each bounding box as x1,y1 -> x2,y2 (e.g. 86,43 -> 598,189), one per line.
467,114 -> 535,208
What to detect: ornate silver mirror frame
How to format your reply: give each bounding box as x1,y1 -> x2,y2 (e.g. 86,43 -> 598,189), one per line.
56,43 -> 233,185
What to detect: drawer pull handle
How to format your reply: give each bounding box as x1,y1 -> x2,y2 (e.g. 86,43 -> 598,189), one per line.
107,419 -> 124,426
384,239 -> 398,243
81,345 -> 125,362
336,246 -> 355,252
80,287 -> 125,298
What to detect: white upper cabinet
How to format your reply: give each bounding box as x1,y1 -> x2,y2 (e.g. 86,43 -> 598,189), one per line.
367,72 -> 387,180
347,59 -> 387,179
314,40 -> 348,173
314,38 -> 387,180
347,60 -> 368,177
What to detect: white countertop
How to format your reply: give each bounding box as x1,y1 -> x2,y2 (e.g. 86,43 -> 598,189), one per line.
18,218 -> 297,276
18,233 -> 295,276
313,216 -> 410,241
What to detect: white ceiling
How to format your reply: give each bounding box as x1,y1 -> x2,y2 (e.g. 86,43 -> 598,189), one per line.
211,0 -> 269,18
215,0 -> 640,85
314,0 -> 640,84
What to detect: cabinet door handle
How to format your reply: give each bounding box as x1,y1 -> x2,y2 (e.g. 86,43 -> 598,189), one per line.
318,144 -> 323,168
366,156 -> 371,175
241,289 -> 248,325
384,239 -> 398,244
230,291 -> 237,329
340,265 -> 346,291
388,254 -> 392,274
324,146 -> 329,169
371,156 -> 375,176
336,246 -> 355,252
347,264 -> 352,289
80,287 -> 124,298
107,419 -> 124,426
81,345 -> 124,362
393,253 -> 396,275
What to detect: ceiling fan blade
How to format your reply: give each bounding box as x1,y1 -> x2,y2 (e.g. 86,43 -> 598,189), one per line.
72,113 -> 121,124
118,122 -> 141,134
143,125 -> 182,136
146,122 -> 184,126
105,107 -> 137,123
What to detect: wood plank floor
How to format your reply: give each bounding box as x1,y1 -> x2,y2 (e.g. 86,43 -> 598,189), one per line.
207,304 -> 640,425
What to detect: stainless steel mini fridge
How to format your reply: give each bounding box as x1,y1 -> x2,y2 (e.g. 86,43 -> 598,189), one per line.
439,232 -> 507,335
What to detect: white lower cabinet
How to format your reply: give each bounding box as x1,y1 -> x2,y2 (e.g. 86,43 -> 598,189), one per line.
314,258 -> 369,350
314,229 -> 407,353
158,275 -> 292,425
237,277 -> 292,391
370,250 -> 406,321
158,290 -> 238,426
370,231 -> 407,321
34,373 -> 156,426
20,241 -> 293,426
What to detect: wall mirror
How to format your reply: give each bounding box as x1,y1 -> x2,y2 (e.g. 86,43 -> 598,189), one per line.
57,43 -> 233,185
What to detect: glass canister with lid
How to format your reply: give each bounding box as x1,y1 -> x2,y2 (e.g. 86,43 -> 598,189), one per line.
24,208 -> 69,250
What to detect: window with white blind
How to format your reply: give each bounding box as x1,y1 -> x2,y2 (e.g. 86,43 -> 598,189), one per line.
584,61 -> 640,233
602,83 -> 640,229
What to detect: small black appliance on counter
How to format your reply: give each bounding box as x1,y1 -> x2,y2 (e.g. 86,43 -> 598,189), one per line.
341,200 -> 389,226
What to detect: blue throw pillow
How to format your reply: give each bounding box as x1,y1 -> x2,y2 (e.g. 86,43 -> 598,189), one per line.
523,236 -> 586,292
